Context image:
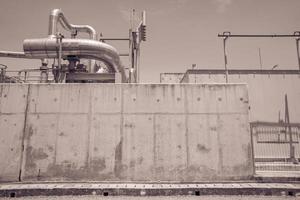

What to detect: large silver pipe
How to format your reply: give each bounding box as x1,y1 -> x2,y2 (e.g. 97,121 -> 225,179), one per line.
23,38 -> 126,82
0,51 -> 30,59
48,9 -> 97,40
48,9 -> 97,72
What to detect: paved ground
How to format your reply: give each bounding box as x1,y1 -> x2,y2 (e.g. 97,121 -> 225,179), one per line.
0,195 -> 298,200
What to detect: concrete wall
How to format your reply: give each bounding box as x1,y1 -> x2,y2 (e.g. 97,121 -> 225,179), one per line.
0,83 -> 253,182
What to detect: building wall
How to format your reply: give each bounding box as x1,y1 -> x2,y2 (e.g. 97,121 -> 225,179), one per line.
160,73 -> 184,83
183,74 -> 300,122
0,83 -> 253,182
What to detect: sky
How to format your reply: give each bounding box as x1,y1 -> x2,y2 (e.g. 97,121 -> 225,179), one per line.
0,0 -> 300,82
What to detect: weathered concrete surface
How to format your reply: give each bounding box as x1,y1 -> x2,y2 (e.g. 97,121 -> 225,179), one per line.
0,83 -> 252,182
0,84 -> 29,181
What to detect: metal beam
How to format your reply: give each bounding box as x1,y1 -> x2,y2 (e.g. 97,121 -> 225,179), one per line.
218,31 -> 300,72
119,53 -> 129,57
250,121 -> 300,128
218,34 -> 300,38
186,69 -> 300,75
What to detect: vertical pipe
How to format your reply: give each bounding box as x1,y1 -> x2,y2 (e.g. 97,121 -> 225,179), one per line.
56,34 -> 63,83
223,37 -> 229,83
0,64 -> 7,83
24,71 -> 28,82
132,32 -> 138,83
57,36 -> 62,71
0,68 -> 3,83
128,33 -> 132,83
136,44 -> 140,83
142,10 -> 146,26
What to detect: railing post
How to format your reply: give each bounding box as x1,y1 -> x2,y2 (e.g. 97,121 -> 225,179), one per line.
285,94 -> 298,163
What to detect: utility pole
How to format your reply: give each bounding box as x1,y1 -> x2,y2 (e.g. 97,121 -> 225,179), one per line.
221,32 -> 230,83
128,10 -> 146,83
295,32 -> 300,71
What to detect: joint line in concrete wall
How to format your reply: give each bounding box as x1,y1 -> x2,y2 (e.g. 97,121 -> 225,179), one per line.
249,123 -> 256,175
53,88 -> 63,164
184,86 -> 190,168
86,87 -> 93,169
114,86 -> 124,178
216,114 -> 224,174
153,113 -> 157,178
19,85 -> 31,182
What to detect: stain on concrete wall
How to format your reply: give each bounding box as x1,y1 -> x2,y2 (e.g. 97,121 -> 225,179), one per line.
0,84 -> 28,182
0,83 -> 253,182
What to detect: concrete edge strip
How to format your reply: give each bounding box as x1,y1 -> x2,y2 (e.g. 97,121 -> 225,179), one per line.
0,183 -> 299,197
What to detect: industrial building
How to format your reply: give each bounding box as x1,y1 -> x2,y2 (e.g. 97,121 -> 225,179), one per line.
0,7 -> 299,198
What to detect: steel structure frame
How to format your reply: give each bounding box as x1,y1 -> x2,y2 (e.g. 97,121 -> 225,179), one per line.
218,31 -> 300,83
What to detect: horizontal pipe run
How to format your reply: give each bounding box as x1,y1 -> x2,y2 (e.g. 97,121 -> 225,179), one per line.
23,38 -> 126,82
0,51 -> 30,59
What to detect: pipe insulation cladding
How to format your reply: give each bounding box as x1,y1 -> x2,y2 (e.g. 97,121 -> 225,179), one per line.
23,38 -> 126,82
48,9 -> 98,74
48,9 -> 97,40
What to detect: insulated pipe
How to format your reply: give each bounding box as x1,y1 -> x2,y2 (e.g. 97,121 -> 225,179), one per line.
0,51 -> 30,59
23,38 -> 126,82
48,9 -> 97,72
48,9 -> 97,40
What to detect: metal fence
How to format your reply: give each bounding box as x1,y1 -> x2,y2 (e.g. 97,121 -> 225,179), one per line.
0,69 -> 55,83
251,121 -> 300,172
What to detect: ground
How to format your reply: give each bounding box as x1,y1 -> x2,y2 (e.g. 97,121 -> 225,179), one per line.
0,196 -> 298,200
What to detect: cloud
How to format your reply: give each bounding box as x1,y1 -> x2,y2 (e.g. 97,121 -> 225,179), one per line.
213,0 -> 233,13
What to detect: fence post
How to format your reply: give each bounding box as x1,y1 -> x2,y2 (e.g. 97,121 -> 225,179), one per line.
285,94 -> 298,163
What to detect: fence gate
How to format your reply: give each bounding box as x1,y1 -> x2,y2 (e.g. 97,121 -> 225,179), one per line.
250,121 -> 300,173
